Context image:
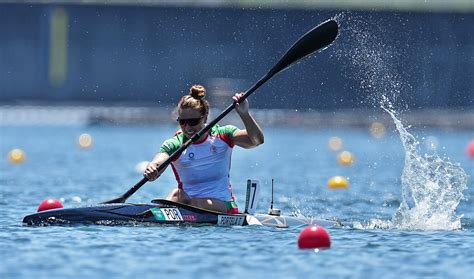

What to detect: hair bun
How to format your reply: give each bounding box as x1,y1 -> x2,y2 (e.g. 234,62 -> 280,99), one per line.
189,85 -> 206,100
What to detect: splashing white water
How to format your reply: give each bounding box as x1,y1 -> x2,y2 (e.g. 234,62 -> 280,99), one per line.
336,13 -> 468,230
386,107 -> 468,230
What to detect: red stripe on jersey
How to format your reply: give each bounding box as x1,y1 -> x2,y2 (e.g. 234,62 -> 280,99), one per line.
170,163 -> 183,189
217,133 -> 235,148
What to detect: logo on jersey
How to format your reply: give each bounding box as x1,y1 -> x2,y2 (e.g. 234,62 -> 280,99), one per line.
188,152 -> 195,160
210,145 -> 217,153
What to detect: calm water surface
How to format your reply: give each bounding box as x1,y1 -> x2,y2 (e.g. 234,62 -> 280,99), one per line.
1,123 -> 473,278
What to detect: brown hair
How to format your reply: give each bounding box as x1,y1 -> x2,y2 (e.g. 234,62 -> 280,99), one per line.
177,85 -> 209,116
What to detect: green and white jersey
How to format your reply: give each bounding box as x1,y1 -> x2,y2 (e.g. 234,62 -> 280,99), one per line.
160,124 -> 239,201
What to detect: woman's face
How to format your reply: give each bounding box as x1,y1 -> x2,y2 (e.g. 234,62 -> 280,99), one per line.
177,108 -> 206,138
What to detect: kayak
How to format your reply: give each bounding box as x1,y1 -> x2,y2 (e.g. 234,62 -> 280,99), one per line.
23,180 -> 337,228
22,199 -> 337,228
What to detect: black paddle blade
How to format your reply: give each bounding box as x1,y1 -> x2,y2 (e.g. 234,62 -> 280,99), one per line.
270,19 -> 339,76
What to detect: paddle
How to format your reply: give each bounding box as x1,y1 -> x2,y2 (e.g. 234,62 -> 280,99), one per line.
103,19 -> 339,204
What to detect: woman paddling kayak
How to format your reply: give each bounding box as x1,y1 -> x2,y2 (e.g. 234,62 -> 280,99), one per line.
144,85 -> 264,213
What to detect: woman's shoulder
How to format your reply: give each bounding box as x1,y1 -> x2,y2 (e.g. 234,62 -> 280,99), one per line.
160,131 -> 185,153
211,124 -> 239,136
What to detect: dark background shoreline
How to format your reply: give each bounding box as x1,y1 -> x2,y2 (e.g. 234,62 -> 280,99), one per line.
1,3 -> 473,110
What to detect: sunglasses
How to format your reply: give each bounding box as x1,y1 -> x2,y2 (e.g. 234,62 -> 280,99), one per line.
177,117 -> 203,126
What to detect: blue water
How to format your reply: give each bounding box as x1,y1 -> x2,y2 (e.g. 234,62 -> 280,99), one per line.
1,122 -> 473,278
2,13 -> 473,279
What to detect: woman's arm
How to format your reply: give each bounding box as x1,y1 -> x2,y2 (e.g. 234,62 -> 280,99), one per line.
144,152 -> 170,181
232,93 -> 264,148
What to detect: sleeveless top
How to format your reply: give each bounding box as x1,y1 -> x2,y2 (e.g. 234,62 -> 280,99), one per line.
159,124 -> 239,201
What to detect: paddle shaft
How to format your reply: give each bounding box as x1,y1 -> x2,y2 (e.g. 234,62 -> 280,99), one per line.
103,19 -> 339,204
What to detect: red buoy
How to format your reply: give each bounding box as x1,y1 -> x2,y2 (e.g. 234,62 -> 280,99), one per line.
298,225 -> 331,249
467,140 -> 474,158
37,199 -> 63,212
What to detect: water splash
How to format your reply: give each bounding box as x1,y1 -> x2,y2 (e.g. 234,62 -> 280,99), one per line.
335,13 -> 468,230
333,12 -> 409,111
386,107 -> 468,230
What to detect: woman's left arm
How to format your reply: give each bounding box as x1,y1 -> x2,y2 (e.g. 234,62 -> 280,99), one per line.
233,93 -> 264,148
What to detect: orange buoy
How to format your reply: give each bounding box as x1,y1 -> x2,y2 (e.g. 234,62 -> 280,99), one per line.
8,148 -> 26,164
337,151 -> 354,166
37,199 -> 64,212
78,133 -> 93,149
328,137 -> 343,151
369,122 -> 386,139
298,225 -> 331,249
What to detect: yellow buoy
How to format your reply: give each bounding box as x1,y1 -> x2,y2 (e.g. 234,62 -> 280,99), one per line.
8,148 -> 26,164
337,151 -> 354,166
78,133 -> 93,148
369,122 -> 386,139
327,176 -> 349,189
328,137 -> 343,151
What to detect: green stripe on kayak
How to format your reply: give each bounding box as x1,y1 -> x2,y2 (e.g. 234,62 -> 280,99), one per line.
150,208 -> 165,221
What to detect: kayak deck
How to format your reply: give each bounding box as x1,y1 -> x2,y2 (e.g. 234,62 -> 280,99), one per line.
23,199 -> 337,228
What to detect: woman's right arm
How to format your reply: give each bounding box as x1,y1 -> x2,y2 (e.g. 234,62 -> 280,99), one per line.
144,152 -> 170,181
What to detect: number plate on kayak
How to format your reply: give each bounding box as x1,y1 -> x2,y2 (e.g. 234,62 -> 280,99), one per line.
150,208 -> 183,222
217,215 -> 245,226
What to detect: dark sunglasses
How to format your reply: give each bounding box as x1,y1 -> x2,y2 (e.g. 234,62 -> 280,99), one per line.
177,117 -> 203,126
